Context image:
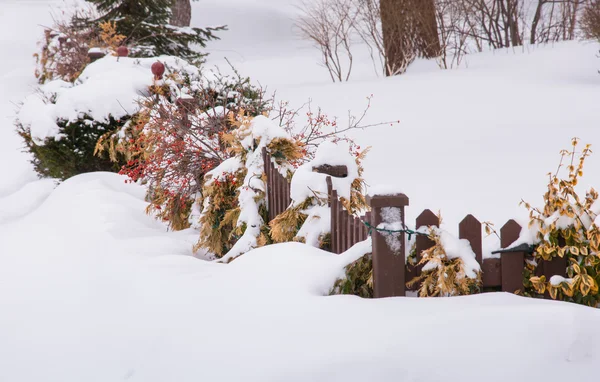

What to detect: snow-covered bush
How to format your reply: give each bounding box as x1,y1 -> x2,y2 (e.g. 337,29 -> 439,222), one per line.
195,115 -> 304,260
108,63 -> 269,230
16,55 -> 190,180
523,139 -> 600,307
407,222 -> 482,297
270,141 -> 369,248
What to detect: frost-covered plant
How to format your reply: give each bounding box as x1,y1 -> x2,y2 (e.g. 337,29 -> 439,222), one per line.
270,141 -> 368,248
408,218 -> 482,297
194,115 -> 304,260
522,139 -> 600,307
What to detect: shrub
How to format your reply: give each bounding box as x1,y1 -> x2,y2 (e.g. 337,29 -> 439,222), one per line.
108,63 -> 270,230
195,115 -> 304,260
407,223 -> 482,297
18,55 -> 192,181
522,139 -> 600,307
17,115 -> 127,180
330,254 -> 373,298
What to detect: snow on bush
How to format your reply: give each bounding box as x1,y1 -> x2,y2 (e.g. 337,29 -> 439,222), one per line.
196,115 -> 304,260
522,139 -> 600,307
407,215 -> 482,297
16,54 -> 195,180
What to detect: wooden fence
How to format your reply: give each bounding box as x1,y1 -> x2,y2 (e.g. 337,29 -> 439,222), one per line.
262,150 -> 291,221
262,150 -> 566,298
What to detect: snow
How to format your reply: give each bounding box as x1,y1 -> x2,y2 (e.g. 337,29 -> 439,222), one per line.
550,275 -> 575,287
2,172 -> 600,382
1,0 -> 600,381
377,206 -> 404,254
17,54 -> 198,143
291,141 -> 358,203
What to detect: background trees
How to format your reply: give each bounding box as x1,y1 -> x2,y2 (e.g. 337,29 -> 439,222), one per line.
297,0 -> 594,80
81,0 -> 224,61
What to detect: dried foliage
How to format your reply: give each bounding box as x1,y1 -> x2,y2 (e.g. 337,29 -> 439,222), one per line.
196,170 -> 247,257
269,200 -> 311,244
195,118 -> 304,259
522,138 -> 600,307
339,148 -> 370,215
99,21 -> 126,51
34,10 -> 103,84
408,221 -> 482,297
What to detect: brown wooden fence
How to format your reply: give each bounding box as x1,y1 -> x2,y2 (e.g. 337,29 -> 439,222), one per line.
262,151 -> 567,299
326,177 -> 370,254
262,150 -> 291,221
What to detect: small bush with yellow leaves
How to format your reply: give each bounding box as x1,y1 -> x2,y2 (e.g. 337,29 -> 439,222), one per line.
523,139 -> 600,307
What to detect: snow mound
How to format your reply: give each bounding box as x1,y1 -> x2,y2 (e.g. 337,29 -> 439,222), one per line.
0,174 -> 599,382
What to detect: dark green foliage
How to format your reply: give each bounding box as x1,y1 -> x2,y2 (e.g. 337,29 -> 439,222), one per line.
17,115 -> 128,180
330,254 -> 373,298
81,0 -> 225,62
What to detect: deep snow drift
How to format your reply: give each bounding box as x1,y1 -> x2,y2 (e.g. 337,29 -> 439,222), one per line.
0,172 -> 599,382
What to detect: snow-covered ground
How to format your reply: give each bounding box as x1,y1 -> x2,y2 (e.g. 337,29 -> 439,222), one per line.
1,1 -> 600,381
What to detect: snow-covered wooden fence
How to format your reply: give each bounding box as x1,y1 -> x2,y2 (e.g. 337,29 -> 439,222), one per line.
262,151 -> 567,299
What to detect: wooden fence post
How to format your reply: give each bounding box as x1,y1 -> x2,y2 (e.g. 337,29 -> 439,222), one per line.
411,210 -> 440,290
459,214 -> 482,266
368,194 -> 410,298
500,220 -> 524,294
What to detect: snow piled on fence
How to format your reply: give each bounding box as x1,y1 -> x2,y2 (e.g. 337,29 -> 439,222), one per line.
218,116 -> 292,261
1,172 -> 600,382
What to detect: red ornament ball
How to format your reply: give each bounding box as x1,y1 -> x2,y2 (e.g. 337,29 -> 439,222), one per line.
151,61 -> 165,79
116,46 -> 129,57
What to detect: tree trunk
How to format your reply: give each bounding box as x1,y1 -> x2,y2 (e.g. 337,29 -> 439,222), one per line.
170,0 -> 192,27
380,0 -> 441,76
530,0 -> 545,44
